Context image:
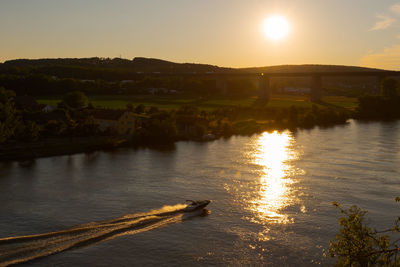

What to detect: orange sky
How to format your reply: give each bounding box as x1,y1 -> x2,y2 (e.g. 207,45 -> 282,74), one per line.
1,0 -> 400,70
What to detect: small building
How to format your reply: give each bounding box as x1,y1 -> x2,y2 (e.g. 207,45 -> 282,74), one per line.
148,88 -> 168,95
42,105 -> 57,113
91,109 -> 137,135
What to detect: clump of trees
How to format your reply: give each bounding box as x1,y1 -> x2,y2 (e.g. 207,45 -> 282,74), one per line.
62,91 -> 89,109
0,89 -> 101,144
133,111 -> 178,143
0,87 -> 41,143
381,78 -> 399,97
0,87 -> 21,143
330,200 -> 400,266
357,78 -> 400,120
0,72 -> 257,98
286,105 -> 349,129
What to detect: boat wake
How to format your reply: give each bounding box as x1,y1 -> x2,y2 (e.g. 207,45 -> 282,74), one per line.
0,203 -> 208,266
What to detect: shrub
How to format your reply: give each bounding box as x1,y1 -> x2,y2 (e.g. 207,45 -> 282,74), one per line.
330,201 -> 400,266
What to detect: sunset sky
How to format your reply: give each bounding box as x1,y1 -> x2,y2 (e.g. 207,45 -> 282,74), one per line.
1,0 -> 400,70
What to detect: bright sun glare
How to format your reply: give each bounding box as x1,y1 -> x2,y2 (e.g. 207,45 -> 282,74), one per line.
263,15 -> 290,41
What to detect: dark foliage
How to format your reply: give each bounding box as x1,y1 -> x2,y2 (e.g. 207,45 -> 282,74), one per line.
62,91 -> 89,109
357,95 -> 400,120
330,201 -> 400,266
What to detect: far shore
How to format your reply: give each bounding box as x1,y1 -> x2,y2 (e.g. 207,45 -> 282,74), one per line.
0,136 -> 128,162
0,120 -> 336,162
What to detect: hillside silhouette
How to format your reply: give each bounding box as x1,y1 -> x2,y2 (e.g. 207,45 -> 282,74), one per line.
0,57 -> 386,80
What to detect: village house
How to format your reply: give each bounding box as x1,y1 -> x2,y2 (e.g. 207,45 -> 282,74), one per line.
42,105 -> 57,113
148,87 -> 168,95
91,109 -> 137,135
120,80 -> 133,84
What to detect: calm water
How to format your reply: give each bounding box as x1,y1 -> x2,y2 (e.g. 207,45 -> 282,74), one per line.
1,120 -> 400,266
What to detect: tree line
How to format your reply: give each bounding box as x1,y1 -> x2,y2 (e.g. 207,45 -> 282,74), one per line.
0,73 -> 257,98
356,78 -> 400,120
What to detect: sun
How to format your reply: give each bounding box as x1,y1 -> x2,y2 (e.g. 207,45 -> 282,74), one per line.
263,15 -> 290,41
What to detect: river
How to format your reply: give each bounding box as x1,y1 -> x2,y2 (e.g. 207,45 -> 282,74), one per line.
0,120 -> 399,266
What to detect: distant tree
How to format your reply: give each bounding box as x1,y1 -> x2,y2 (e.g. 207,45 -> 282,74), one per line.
139,111 -> 177,142
288,106 -> 299,126
0,96 -> 22,143
299,112 -> 316,128
0,87 -> 16,104
135,104 -> 145,114
220,121 -> 233,137
126,103 -> 135,112
357,94 -> 400,120
381,78 -> 398,97
148,106 -> 159,114
15,121 -> 41,142
43,120 -> 68,137
62,91 -> 88,109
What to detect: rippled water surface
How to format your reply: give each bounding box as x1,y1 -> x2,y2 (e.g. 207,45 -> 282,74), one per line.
1,120 -> 400,266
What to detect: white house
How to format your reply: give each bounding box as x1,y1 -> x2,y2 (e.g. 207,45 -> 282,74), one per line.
42,105 -> 57,113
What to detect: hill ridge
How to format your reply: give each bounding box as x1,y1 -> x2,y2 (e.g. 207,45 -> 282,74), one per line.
1,57 -> 387,73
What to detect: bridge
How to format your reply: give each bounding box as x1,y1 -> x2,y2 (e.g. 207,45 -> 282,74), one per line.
133,70 -> 400,102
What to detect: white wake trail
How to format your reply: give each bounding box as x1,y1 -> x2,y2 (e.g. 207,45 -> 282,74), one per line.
0,203 -> 206,267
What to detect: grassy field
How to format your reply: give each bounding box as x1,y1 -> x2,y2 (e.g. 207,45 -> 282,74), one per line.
37,94 -> 358,111
321,96 -> 359,110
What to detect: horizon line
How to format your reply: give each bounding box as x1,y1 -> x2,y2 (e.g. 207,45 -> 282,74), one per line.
0,56 -> 394,72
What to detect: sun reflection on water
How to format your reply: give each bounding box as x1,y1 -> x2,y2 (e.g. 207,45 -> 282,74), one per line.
249,131 -> 299,225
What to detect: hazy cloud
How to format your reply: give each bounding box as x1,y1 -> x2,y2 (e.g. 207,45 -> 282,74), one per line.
360,45 -> 400,70
391,3 -> 400,16
370,15 -> 395,30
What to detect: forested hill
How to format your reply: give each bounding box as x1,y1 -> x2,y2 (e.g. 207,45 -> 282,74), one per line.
241,64 -> 385,73
0,57 -> 386,81
3,57 -> 226,71
0,57 -> 234,80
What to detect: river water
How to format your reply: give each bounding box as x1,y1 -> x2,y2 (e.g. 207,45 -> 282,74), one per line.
0,120 -> 400,266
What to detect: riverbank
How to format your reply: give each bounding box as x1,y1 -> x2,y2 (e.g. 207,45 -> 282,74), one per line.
1,117 -> 350,162
0,93 -> 355,161
0,136 -> 127,161
37,94 -> 359,111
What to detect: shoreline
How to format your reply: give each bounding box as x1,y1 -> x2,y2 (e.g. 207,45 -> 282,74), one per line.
2,117 -> 399,162
0,136 -> 128,162
0,121 -> 345,162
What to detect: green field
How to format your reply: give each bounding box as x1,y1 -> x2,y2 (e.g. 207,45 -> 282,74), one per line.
37,94 -> 358,111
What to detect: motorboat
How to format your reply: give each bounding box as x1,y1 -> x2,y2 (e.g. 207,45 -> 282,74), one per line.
183,200 -> 211,212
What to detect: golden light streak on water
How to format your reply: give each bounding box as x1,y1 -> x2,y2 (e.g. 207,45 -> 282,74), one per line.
249,131 -> 299,225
